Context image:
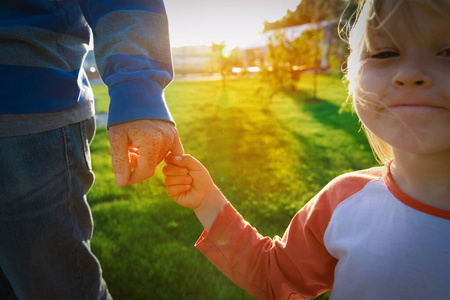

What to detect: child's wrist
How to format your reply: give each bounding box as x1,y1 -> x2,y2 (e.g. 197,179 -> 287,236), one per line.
194,186 -> 228,231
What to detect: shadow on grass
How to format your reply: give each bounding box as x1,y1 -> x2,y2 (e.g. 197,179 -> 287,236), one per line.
196,83 -> 376,227
269,89 -> 376,172
282,88 -> 361,140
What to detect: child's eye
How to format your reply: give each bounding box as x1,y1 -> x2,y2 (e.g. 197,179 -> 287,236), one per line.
438,48 -> 450,57
371,51 -> 399,59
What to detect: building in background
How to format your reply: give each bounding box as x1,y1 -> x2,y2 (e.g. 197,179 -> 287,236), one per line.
171,46 -> 215,75
84,19 -> 339,81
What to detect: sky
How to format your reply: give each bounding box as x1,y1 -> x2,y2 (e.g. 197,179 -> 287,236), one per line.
164,0 -> 301,48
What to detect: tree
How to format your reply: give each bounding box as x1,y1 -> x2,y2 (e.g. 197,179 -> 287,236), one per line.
257,28 -> 317,108
211,41 -> 231,87
263,0 -> 348,32
260,0 -> 357,102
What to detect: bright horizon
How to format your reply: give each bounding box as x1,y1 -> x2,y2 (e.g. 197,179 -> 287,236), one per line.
164,0 -> 300,49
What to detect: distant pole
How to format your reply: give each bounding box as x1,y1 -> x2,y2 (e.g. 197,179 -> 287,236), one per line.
182,46 -> 186,76
313,3 -> 319,101
313,40 -> 318,100
222,66 -> 226,87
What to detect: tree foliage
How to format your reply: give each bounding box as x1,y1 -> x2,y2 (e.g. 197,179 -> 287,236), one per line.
265,30 -> 316,87
263,0 -> 357,32
211,41 -> 240,87
258,0 -> 358,105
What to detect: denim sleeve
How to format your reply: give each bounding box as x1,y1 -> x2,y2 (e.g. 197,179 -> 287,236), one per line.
78,0 -> 175,128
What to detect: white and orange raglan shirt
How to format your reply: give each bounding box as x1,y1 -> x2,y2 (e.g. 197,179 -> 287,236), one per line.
195,165 -> 450,300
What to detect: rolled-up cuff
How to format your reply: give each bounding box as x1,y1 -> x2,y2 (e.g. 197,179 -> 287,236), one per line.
107,78 -> 174,129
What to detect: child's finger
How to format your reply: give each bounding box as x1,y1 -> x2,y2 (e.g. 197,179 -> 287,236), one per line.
164,152 -> 178,164
162,164 -> 189,176
129,152 -> 139,170
165,153 -> 182,165
164,175 -> 192,187
165,154 -> 202,171
166,184 -> 190,199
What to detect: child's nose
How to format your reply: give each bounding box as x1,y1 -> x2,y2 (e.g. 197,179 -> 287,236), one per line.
392,59 -> 433,89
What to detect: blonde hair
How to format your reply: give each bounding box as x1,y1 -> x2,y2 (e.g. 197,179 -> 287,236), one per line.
342,0 -> 449,164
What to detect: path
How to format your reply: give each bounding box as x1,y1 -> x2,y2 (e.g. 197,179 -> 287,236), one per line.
96,113 -> 108,128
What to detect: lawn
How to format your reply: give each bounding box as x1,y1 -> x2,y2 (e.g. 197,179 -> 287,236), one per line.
88,73 -> 377,299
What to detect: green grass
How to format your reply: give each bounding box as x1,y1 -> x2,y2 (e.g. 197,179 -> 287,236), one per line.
88,74 -> 377,299
91,83 -> 109,114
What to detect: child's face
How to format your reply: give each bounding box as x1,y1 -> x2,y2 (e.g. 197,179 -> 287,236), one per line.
354,0 -> 450,156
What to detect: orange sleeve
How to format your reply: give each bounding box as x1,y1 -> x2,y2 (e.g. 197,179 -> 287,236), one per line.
195,168 -> 382,300
195,200 -> 336,299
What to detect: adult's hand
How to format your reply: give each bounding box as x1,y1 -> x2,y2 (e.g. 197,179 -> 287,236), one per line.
108,119 -> 183,187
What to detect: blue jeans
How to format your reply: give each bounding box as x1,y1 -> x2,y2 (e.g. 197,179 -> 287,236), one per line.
0,117 -> 112,300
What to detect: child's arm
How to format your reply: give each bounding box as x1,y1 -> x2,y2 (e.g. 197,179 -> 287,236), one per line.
163,153 -> 228,231
163,152 -> 337,299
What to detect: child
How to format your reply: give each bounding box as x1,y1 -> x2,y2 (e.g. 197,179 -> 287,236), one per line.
163,0 -> 450,299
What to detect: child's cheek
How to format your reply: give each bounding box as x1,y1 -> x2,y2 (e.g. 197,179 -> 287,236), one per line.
355,64 -> 390,111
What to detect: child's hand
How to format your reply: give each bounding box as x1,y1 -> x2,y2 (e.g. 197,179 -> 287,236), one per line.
164,153 -> 228,231
163,153 -> 216,209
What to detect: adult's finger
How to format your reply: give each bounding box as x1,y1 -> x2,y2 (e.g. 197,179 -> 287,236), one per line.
170,137 -> 184,156
127,142 -> 158,185
108,126 -> 131,187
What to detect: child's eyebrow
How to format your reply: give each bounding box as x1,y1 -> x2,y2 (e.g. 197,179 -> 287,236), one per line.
367,29 -> 395,44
